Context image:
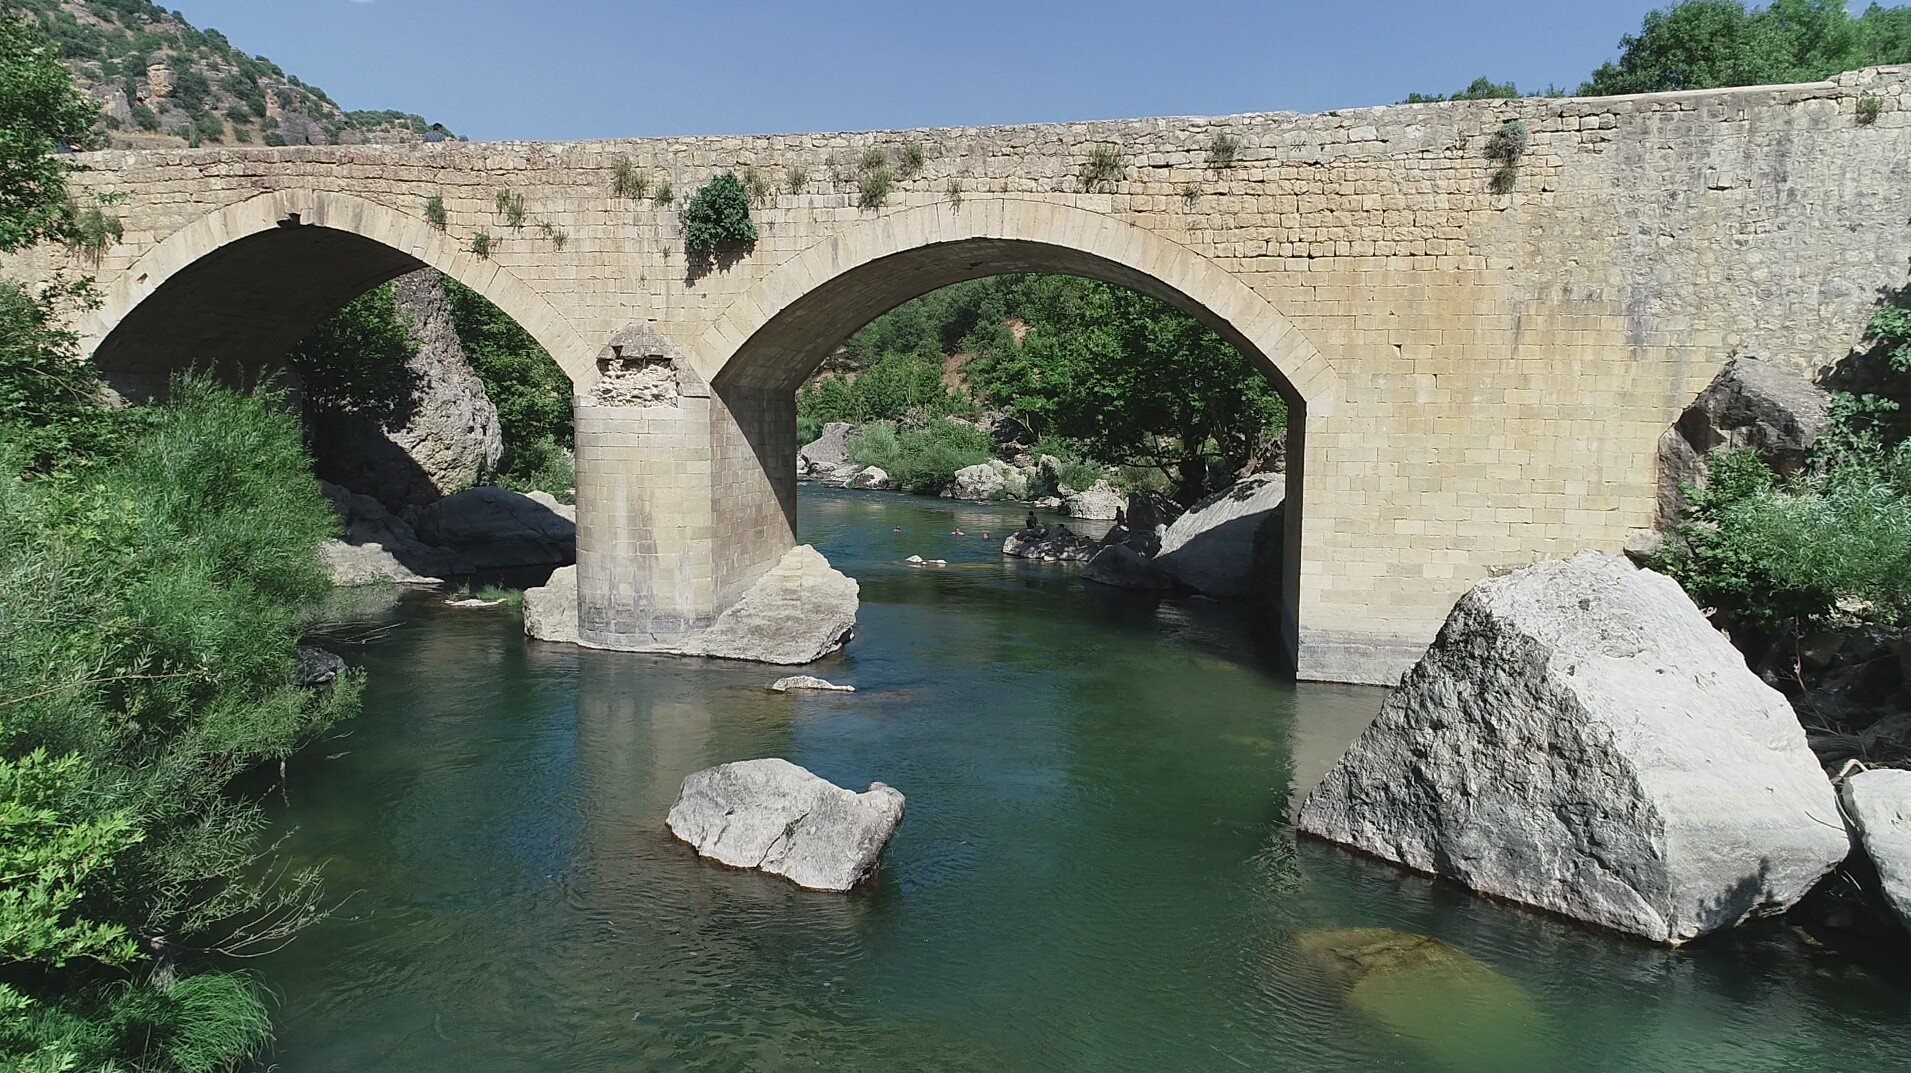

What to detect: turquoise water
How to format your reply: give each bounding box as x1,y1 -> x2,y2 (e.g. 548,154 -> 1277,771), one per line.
261,486 -> 1911,1072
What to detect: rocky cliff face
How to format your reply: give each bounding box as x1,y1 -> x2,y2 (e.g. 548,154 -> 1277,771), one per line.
307,269 -> 504,512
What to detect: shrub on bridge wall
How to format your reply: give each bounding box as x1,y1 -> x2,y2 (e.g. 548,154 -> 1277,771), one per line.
1485,119 -> 1530,194
1080,143 -> 1124,190
423,193 -> 447,230
612,158 -> 648,200
858,166 -> 893,210
682,171 -> 758,260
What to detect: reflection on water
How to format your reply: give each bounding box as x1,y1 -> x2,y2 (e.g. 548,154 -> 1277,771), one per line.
261,486 -> 1911,1072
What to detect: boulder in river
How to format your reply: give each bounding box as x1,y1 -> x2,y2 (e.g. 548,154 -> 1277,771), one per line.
317,479 -> 452,584
1841,769 -> 1911,933
295,646 -> 347,688
949,460 -> 1019,501
771,676 -> 855,693
1297,551 -> 1849,944
849,466 -> 895,491
666,758 -> 905,891
1002,523 -> 1097,563
1063,480 -> 1124,521
1154,474 -> 1284,598
523,565 -> 580,645
413,486 -> 576,571
1083,543 -> 1171,590
684,545 -> 858,664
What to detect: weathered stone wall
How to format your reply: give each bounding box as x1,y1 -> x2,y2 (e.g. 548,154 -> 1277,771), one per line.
14,66 -> 1911,683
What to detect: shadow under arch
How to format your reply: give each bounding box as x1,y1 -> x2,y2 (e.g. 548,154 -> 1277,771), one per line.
81,189 -> 596,398
693,198 -> 1340,670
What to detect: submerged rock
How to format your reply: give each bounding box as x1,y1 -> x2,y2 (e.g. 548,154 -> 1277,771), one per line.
522,565 -> 579,645
1154,474 -> 1284,598
684,546 -> 858,664
771,676 -> 855,693
666,758 -> 905,891
1841,769 -> 1911,933
1297,552 -> 1849,944
1297,928 -> 1544,1071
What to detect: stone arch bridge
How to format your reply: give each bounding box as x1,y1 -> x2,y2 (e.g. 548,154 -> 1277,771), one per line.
13,67 -> 1911,684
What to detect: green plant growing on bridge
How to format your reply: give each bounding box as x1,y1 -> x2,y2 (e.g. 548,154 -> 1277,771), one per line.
861,145 -> 888,172
537,219 -> 568,250
896,139 -> 926,178
786,164 -> 809,193
494,188 -> 527,230
66,203 -> 123,265
1181,182 -> 1202,207
858,165 -> 893,210
612,157 -> 648,200
1080,143 -> 1124,190
423,193 -> 447,230
1206,131 -> 1241,169
470,229 -> 493,259
947,178 -> 963,206
682,171 -> 758,259
653,179 -> 674,205
1485,119 -> 1530,193
742,165 -> 774,207
1858,94 -> 1883,124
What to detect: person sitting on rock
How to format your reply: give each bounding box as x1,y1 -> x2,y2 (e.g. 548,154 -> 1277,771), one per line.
1025,511 -> 1043,533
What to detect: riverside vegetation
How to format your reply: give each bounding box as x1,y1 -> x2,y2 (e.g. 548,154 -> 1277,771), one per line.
1,16 -> 359,1071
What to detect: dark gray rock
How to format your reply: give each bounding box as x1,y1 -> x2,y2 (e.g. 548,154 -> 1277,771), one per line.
413,487 -> 576,571
1155,474 -> 1285,598
1657,356 -> 1831,528
1083,543 -> 1171,590
295,646 -> 347,688
1003,524 -> 1097,562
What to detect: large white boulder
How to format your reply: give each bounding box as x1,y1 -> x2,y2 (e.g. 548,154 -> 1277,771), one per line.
798,422 -> 855,472
1298,552 -> 1849,944
948,460 -> 1013,501
1154,474 -> 1284,598
522,565 -> 579,645
666,758 -> 905,891
683,545 -> 858,664
1063,480 -> 1124,520
849,466 -> 895,491
1841,769 -> 1911,932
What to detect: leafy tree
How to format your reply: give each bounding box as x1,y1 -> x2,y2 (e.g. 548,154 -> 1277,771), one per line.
285,282 -> 416,413
971,276 -> 1287,503
0,14 -> 94,252
1404,76 -> 1522,103
441,277 -> 575,489
1581,0 -> 1899,95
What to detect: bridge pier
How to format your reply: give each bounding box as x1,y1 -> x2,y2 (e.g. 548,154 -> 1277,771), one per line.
571,326 -> 797,651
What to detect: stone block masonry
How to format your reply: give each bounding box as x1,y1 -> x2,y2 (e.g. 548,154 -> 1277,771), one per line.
12,66 -> 1910,683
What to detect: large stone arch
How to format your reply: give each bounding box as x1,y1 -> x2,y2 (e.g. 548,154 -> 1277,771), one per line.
81,189 -> 595,396
683,198 -> 1339,668
693,197 -> 1339,406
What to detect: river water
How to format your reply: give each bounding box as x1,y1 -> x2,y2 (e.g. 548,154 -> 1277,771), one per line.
262,486 -> 1911,1072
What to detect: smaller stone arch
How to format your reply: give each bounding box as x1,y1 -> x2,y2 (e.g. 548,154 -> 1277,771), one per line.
82,189 -> 595,394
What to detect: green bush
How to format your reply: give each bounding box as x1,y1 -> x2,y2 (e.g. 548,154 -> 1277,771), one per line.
1655,415 -> 1911,646
0,376 -> 359,1072
423,193 -> 447,231
1080,143 -> 1124,189
682,171 -> 758,257
285,282 -> 416,412
442,277 -> 576,486
797,349 -> 959,426
849,418 -> 994,493
857,165 -> 892,210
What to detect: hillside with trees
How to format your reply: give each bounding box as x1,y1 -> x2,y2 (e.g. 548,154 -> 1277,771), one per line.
5,0 -> 449,148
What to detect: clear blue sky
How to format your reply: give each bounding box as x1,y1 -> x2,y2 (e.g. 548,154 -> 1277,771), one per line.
169,1 -> 1675,140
